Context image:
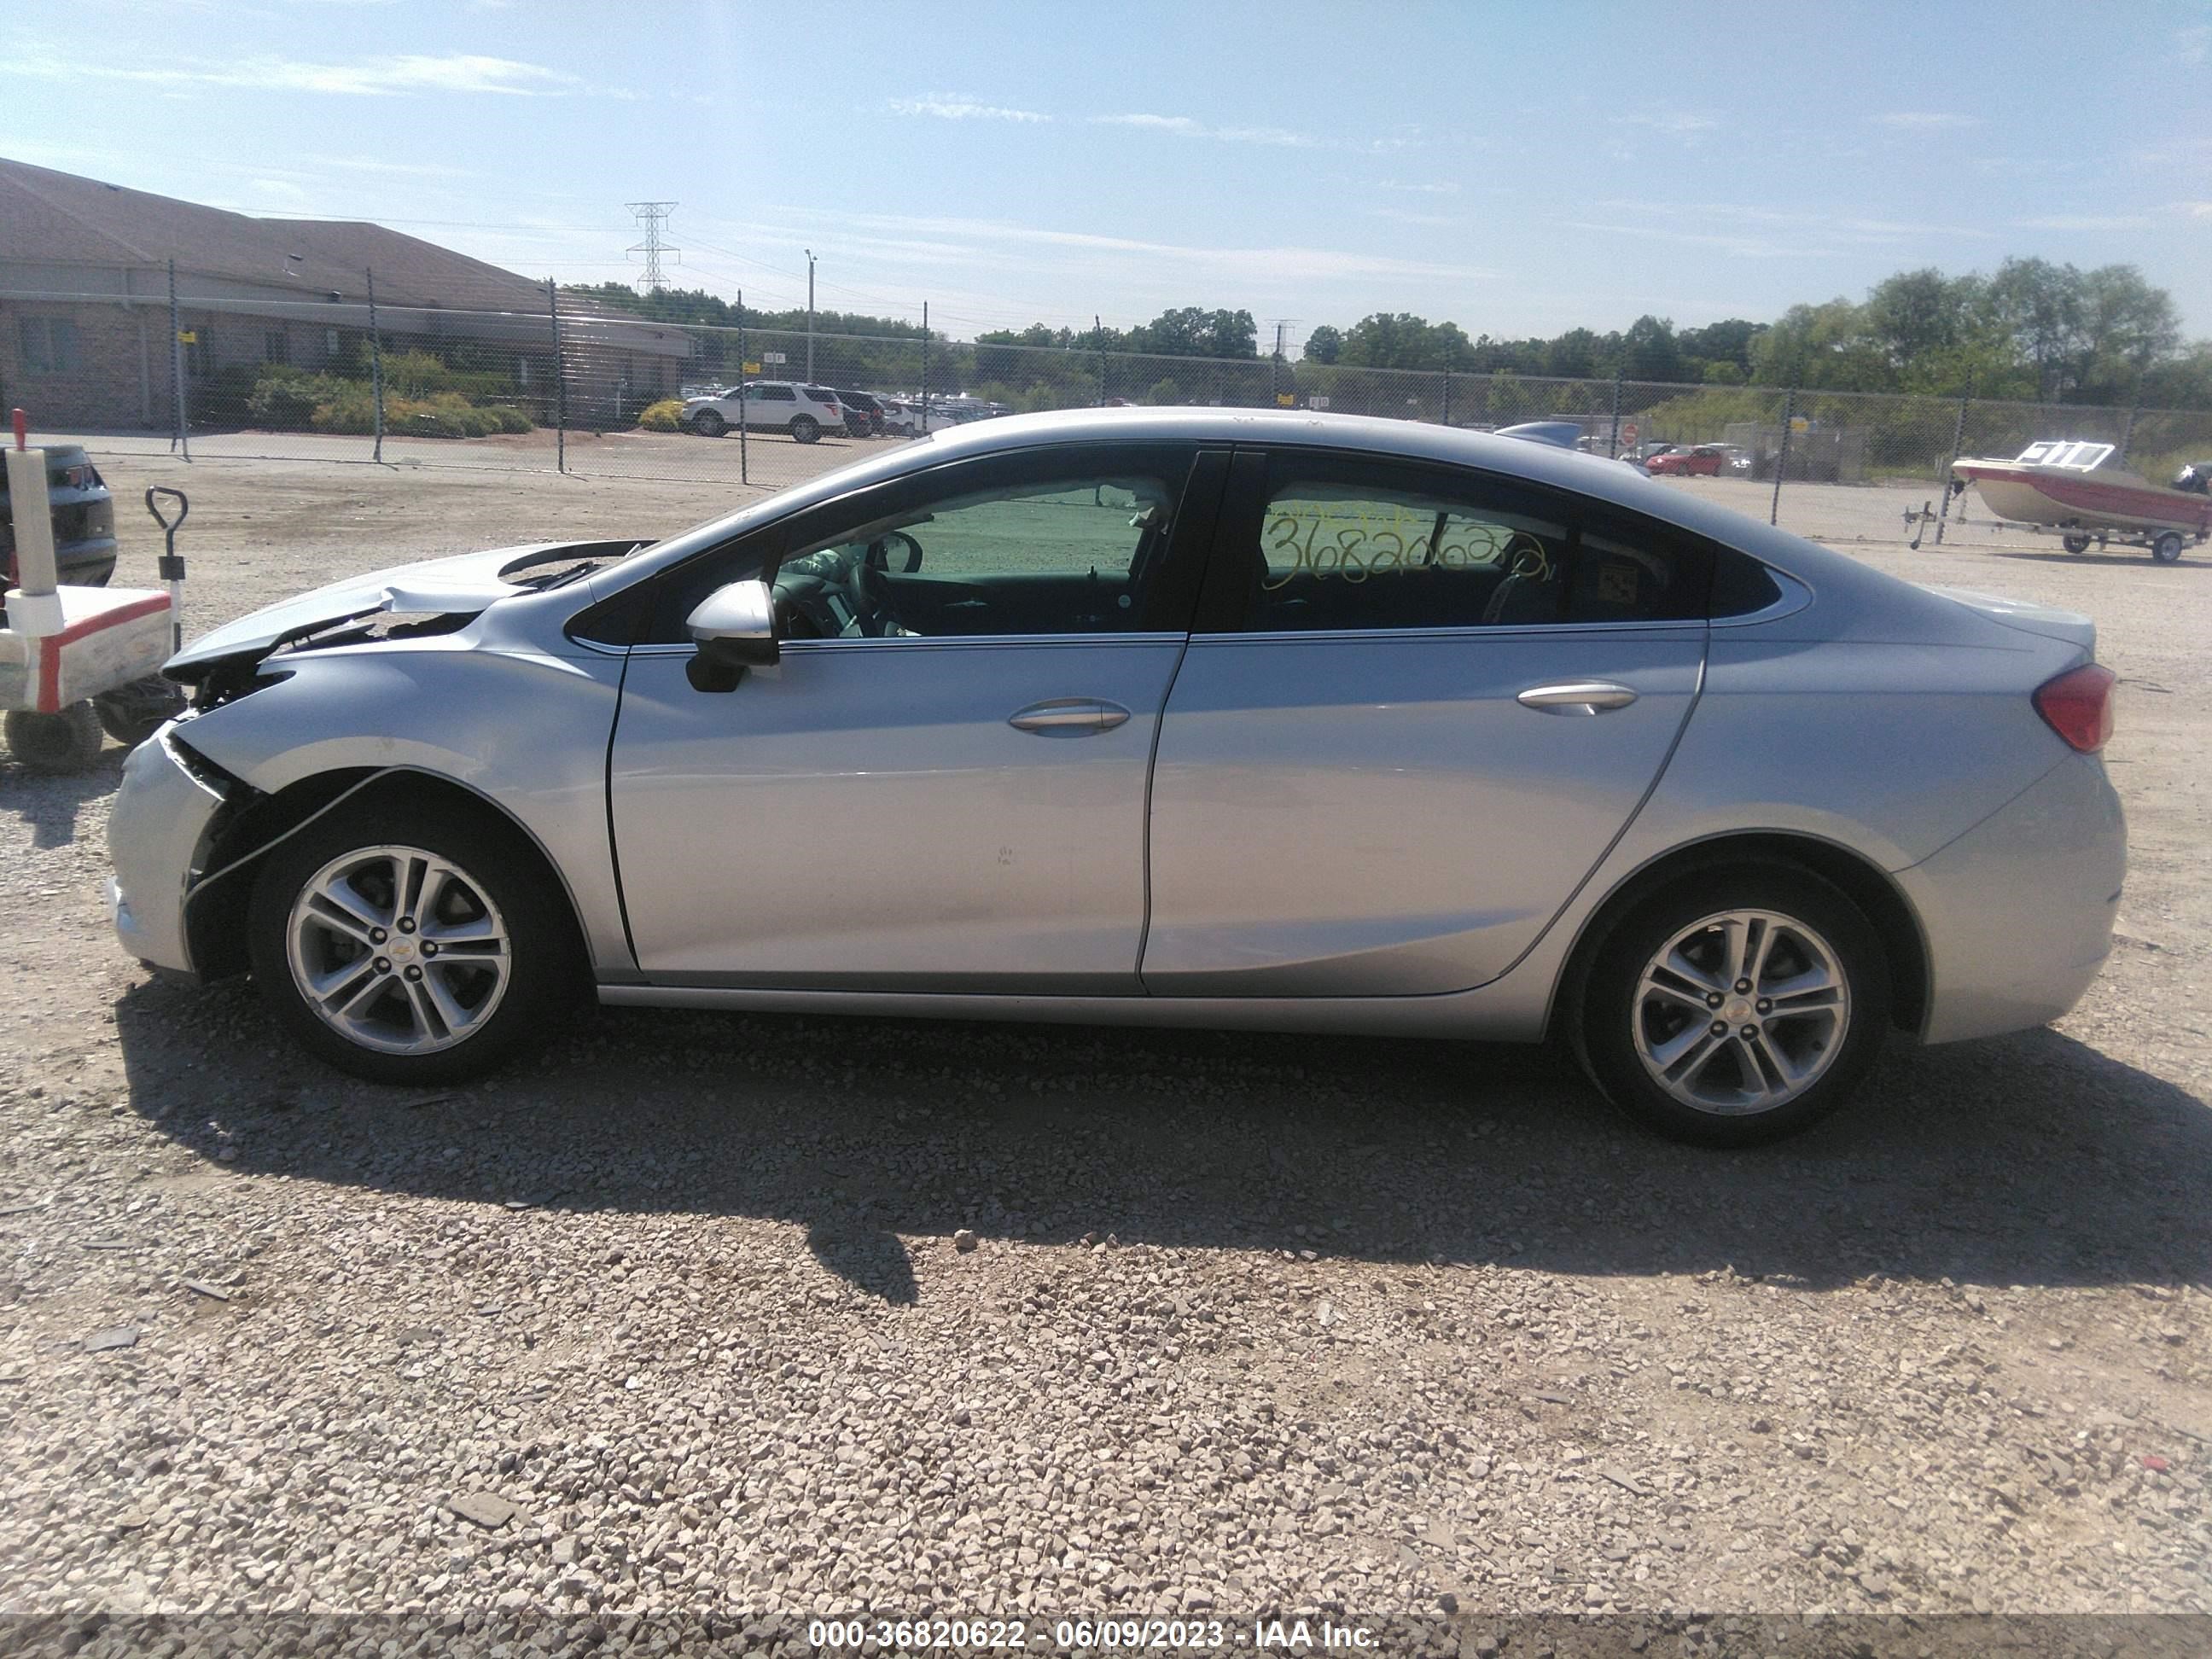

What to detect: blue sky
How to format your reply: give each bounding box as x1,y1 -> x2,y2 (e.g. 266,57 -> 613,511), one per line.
6,0 -> 2211,348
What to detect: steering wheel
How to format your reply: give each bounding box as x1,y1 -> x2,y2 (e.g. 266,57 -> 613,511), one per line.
863,530 -> 923,574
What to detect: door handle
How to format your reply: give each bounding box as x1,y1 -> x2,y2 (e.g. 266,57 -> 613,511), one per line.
1008,697 -> 1132,736
1516,681 -> 1639,715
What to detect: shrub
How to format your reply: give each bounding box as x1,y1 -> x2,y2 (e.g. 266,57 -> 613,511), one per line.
247,373 -> 325,429
637,399 -> 685,432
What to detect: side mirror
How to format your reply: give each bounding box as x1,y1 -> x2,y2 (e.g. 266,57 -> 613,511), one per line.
685,579 -> 779,692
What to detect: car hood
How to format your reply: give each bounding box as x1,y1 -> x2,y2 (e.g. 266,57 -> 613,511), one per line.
165,540 -> 632,682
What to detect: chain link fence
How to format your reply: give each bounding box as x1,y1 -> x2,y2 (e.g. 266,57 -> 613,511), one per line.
9,270 -> 2212,549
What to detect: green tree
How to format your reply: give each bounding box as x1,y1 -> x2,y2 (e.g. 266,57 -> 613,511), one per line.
1301,323 -> 1342,364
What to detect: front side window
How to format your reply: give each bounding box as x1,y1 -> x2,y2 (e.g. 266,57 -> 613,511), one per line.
1213,455 -> 1709,632
640,447 -> 1196,644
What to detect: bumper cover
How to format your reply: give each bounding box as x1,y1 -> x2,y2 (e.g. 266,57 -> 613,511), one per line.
107,725 -> 230,974
1898,753 -> 2127,1045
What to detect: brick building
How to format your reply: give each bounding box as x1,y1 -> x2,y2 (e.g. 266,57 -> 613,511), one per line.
0,157 -> 690,431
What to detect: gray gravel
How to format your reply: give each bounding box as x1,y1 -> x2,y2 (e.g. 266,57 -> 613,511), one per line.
1,456 -> 2206,1624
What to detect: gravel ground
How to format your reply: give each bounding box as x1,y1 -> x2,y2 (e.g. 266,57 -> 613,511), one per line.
1,455 -> 2207,1633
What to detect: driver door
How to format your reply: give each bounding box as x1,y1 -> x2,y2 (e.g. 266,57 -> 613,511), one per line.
606,444 -> 1222,991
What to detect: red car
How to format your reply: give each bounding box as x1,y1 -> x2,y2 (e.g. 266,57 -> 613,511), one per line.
1644,445 -> 1728,477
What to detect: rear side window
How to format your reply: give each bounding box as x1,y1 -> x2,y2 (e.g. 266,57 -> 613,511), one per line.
1208,454 -> 1711,632
1710,548 -> 1784,617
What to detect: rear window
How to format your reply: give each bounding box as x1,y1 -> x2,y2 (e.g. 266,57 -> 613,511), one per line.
804,387 -> 838,402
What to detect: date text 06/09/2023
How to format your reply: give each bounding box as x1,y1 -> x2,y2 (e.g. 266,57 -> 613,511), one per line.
805,1615 -> 1379,1650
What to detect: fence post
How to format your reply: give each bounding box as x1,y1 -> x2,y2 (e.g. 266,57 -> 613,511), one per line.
545,278 -> 566,475
1610,373 -> 1623,457
1934,378 -> 1971,544
1441,373 -> 1452,428
1769,387 -> 1796,527
365,267 -> 385,463
166,259 -> 189,460
1096,316 -> 1107,407
921,302 -> 932,428
2117,402 -> 2139,466
736,288 -> 748,486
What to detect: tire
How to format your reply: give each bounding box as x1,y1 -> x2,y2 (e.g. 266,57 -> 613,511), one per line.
94,676 -> 188,748
789,416 -> 820,445
2062,531 -> 2093,555
4,702 -> 104,772
689,410 -> 725,438
2151,531 -> 2186,564
1575,866 -> 1890,1147
246,795 -> 584,1085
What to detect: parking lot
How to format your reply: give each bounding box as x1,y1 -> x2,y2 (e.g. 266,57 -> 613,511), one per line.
1,452 -> 2206,1627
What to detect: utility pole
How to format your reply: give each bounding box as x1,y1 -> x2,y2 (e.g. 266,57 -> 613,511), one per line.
1096,315 -> 1107,406
736,287 -> 748,485
805,248 -> 817,382
624,201 -> 679,291
920,301 -> 930,427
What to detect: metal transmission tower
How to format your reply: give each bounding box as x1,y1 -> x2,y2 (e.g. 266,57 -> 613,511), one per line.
624,201 -> 680,290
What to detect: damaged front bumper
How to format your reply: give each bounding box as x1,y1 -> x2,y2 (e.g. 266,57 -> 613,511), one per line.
106,722 -> 230,975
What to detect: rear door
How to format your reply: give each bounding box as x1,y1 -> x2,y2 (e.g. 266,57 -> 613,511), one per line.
1142,447 -> 1709,996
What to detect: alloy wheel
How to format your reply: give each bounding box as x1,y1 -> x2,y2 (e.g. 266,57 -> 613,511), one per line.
284,844 -> 513,1055
1631,908 -> 1851,1116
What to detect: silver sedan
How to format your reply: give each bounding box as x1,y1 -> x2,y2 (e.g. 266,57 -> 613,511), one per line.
106,410 -> 2125,1144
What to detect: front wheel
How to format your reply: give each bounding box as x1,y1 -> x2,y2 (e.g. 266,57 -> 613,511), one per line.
2151,531 -> 2186,564
2062,531 -> 2093,555
688,410 -> 725,438
246,797 -> 583,1084
1576,868 -> 1889,1146
789,416 -> 820,444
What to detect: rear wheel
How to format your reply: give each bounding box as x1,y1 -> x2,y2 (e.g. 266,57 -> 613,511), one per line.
2151,531 -> 2186,564
2062,530 -> 2093,555
247,798 -> 582,1084
789,416 -> 821,444
1577,868 -> 1889,1146
3,702 -> 103,772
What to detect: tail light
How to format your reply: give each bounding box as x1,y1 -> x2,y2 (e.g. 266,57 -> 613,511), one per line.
2034,663 -> 2116,753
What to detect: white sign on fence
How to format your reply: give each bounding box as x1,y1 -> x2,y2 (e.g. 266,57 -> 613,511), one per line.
762,352 -> 787,365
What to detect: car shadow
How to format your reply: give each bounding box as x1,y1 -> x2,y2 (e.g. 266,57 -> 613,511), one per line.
0,747 -> 127,848
1994,549 -> 2207,568
112,980 -> 2212,1304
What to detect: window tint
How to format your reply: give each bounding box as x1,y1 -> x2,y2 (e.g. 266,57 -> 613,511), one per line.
1710,548 -> 1784,617
751,384 -> 795,402
1214,456 -> 1712,632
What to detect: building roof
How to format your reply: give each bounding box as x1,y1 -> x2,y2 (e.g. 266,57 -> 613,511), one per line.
0,156 -> 545,309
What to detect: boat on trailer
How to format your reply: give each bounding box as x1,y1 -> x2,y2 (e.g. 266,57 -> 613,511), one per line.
1951,439 -> 2212,562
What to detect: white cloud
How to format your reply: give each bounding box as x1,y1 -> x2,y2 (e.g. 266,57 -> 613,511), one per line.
1871,112 -> 1978,130
1366,207 -> 1458,227
9,49 -> 586,96
1377,180 -> 1459,195
1614,110 -> 1719,135
888,94 -> 1049,123
2012,213 -> 2155,231
1089,113 -> 1411,154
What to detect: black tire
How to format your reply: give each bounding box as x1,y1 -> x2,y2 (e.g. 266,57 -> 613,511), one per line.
789,416 -> 820,445
93,676 -> 188,748
2151,531 -> 2185,564
689,410 -> 725,438
1575,865 -> 1890,1147
2061,531 -> 2093,555
4,702 -> 104,772
246,794 -> 584,1086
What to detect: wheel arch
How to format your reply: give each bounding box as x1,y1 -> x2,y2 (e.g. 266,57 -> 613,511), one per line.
1546,831 -> 1931,1045
184,765 -> 593,986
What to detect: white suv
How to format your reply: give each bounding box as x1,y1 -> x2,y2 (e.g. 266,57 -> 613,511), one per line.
681,381 -> 843,444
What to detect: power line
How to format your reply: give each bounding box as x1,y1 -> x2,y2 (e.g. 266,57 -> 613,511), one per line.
624,201 -> 680,290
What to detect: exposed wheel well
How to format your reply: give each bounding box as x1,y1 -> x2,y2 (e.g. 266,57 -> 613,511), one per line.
184,767 -> 590,986
1548,833 -> 1930,1043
